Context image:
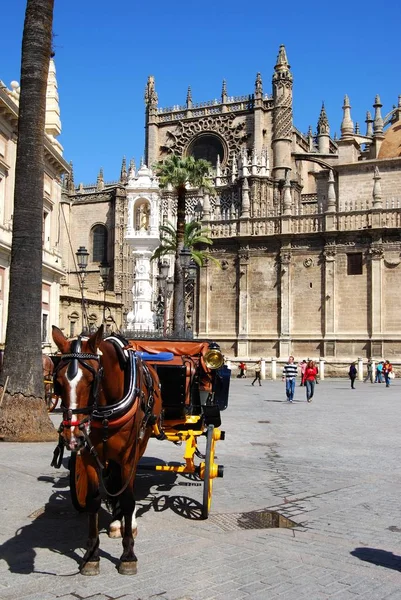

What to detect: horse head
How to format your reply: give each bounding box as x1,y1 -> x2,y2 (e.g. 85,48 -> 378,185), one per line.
52,325 -> 104,451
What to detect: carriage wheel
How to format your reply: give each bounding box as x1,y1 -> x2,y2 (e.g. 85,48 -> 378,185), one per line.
201,424 -> 215,519
69,453 -> 88,512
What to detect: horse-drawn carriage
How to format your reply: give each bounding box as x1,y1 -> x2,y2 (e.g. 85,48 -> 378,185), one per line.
50,326 -> 230,575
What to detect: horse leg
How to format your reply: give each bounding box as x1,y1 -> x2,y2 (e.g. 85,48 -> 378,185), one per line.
80,465 -> 101,576
118,471 -> 138,575
109,506 -> 138,539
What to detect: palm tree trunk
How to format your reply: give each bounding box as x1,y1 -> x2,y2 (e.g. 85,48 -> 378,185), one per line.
0,0 -> 57,441
173,185 -> 186,335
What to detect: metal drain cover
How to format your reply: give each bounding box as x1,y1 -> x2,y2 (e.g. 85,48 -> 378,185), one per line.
209,509 -> 298,531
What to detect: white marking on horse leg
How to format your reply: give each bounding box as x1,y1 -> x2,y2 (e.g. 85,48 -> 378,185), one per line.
132,506 -> 138,538
66,369 -> 83,449
109,519 -> 122,538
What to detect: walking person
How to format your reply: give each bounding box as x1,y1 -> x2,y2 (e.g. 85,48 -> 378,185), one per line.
282,356 -> 298,402
298,359 -> 307,386
364,359 -> 373,383
375,361 -> 384,383
237,361 -> 247,378
349,362 -> 357,389
251,361 -> 262,386
383,360 -> 393,387
304,360 -> 318,402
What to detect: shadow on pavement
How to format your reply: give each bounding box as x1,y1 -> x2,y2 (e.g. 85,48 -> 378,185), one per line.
351,547 -> 401,571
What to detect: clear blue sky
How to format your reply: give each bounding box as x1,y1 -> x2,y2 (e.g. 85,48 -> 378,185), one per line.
1,0 -> 401,184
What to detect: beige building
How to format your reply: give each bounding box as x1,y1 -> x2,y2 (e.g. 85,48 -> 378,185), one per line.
142,45 -> 401,362
0,61 -> 69,351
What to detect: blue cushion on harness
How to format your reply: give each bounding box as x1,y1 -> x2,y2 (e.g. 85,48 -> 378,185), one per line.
137,351 -> 174,362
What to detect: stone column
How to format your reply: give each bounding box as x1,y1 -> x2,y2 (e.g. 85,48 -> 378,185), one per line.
260,359 -> 266,380
319,358 -> 325,381
369,244 -> 384,337
271,357 -> 277,380
358,357 -> 364,381
237,247 -> 250,356
279,249 -> 291,358
323,243 -> 336,347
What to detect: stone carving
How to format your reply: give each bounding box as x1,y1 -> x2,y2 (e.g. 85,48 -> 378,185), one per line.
323,245 -> 336,259
159,114 -> 248,159
369,245 -> 384,259
280,251 -> 291,264
303,258 -> 313,268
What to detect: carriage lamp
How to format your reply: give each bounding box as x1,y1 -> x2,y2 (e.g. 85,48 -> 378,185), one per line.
204,348 -> 224,370
179,246 -> 191,269
76,246 -> 89,271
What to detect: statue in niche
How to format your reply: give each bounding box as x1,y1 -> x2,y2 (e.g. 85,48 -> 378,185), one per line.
136,203 -> 150,231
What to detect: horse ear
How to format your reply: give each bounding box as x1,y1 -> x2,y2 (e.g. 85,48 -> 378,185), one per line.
87,324 -> 104,354
52,325 -> 70,353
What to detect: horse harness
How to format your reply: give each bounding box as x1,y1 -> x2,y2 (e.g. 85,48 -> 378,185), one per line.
51,336 -> 158,493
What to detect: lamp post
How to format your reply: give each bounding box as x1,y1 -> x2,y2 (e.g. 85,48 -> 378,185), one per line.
76,245 -> 89,333
157,260 -> 174,336
99,262 -> 110,325
179,247 -> 197,337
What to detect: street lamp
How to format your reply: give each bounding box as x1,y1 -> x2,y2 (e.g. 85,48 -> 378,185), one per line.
75,246 -> 89,333
179,248 -> 198,336
99,262 -> 110,325
157,260 -> 173,335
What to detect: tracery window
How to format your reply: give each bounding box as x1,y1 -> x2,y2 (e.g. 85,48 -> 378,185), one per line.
92,225 -> 108,263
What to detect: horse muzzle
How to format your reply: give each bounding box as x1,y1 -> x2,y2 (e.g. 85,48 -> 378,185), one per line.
62,419 -> 89,451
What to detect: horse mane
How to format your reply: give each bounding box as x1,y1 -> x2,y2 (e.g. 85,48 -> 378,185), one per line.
103,334 -> 130,372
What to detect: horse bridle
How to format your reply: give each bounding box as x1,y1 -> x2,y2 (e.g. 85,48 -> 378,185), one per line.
54,337 -> 103,428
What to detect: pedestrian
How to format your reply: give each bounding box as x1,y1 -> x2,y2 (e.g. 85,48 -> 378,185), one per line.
298,359 -> 307,386
364,359 -> 373,383
349,362 -> 357,389
237,362 -> 247,378
383,360 -> 393,387
251,361 -> 262,386
304,360 -> 318,402
375,361 -> 384,383
282,356 -> 298,402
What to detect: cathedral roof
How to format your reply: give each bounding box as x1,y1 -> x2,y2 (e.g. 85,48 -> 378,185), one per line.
378,121 -> 401,159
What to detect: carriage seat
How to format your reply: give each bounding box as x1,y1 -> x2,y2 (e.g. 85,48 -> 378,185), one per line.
127,340 -> 213,420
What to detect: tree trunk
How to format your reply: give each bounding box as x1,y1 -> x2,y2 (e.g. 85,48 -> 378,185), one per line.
173,185 -> 186,335
0,0 -> 57,441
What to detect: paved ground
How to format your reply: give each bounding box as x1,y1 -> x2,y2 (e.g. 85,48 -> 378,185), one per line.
1,377 -> 401,599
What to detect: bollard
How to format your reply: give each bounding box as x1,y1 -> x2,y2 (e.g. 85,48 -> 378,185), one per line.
371,359 -> 376,383
271,357 -> 277,380
357,357 -> 363,381
260,359 -> 266,380
319,359 -> 325,381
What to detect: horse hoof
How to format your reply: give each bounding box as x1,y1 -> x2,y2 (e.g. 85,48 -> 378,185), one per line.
80,561 -> 100,576
118,561 -> 137,576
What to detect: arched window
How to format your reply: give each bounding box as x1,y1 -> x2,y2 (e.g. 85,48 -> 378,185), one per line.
92,225 -> 107,263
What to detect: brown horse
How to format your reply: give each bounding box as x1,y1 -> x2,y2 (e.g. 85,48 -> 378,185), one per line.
52,325 -> 162,576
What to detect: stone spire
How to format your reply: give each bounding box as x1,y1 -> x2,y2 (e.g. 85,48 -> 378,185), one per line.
120,156 -> 127,184
255,72 -> 263,97
186,86 -> 192,108
144,75 -> 158,108
67,161 -> 75,193
215,154 -> 221,186
128,158 -> 136,180
340,95 -> 354,138
372,166 -> 383,208
221,79 -> 227,103
373,95 -> 384,135
327,170 -> 336,212
317,103 -> 330,153
272,45 -> 293,180
45,57 -> 62,153
96,167 -> 104,191
365,111 -> 373,137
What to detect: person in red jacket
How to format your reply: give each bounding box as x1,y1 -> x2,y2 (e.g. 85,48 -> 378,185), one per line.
304,360 -> 319,402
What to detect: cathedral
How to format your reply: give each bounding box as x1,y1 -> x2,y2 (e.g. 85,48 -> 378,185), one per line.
1,45 -> 401,364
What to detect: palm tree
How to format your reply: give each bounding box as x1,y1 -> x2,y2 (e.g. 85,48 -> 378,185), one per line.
155,155 -> 214,335
0,0 -> 57,441
152,220 -> 219,267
